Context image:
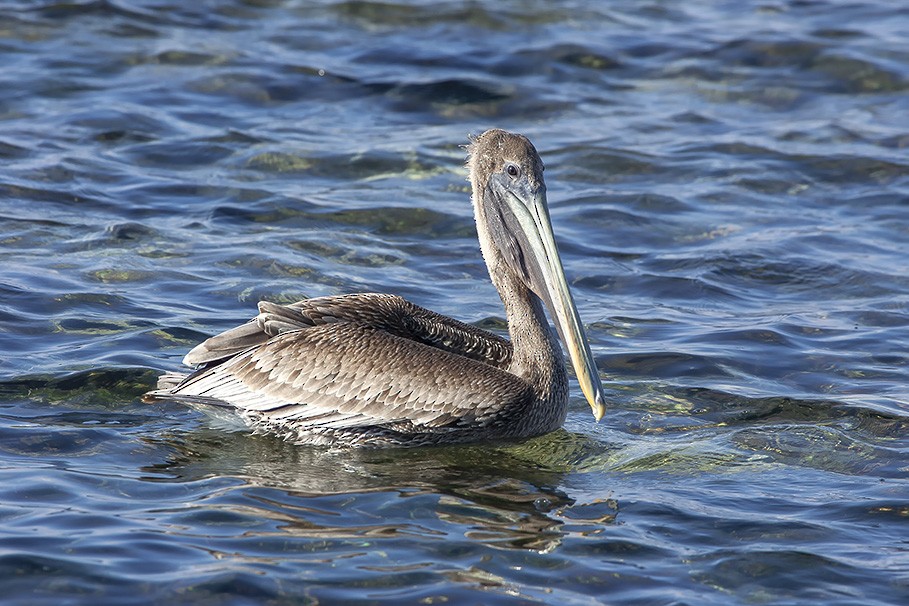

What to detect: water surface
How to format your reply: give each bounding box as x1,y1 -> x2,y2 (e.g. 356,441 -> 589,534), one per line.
1,1 -> 907,604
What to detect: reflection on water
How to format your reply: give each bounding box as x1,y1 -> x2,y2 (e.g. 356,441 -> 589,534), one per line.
144,428 -> 594,554
1,0 -> 908,603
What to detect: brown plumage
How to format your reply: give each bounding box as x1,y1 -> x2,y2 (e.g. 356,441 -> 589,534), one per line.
145,129 -> 606,447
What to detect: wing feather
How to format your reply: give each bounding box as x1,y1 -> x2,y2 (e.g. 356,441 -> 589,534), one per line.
166,322 -> 531,439
183,294 -> 512,370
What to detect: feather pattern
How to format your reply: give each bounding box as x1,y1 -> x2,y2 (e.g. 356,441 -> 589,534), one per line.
183,294 -> 512,370
163,320 -> 531,446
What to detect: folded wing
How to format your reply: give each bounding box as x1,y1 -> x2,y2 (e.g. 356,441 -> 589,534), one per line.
161,321 -> 530,444
183,293 -> 512,369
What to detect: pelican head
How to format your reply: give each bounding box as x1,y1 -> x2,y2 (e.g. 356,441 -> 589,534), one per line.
468,129 -> 607,421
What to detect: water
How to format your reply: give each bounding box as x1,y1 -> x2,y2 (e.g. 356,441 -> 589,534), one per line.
1,0 -> 907,603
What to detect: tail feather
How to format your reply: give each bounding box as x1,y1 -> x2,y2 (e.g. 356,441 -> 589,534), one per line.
156,371 -> 189,390
143,372 -> 238,411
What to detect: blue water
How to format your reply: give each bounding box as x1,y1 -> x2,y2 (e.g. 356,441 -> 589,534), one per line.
1,0 -> 908,603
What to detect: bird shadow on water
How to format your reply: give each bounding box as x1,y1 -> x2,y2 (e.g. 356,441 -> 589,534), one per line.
141,423 -> 622,553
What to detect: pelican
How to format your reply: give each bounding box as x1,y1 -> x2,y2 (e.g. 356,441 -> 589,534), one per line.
145,129 -> 606,447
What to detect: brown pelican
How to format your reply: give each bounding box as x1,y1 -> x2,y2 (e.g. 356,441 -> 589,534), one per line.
145,129 -> 606,446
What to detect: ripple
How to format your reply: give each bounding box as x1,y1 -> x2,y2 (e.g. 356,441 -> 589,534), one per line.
123,140 -> 236,169
0,368 -> 158,405
1,0 -> 908,604
691,549 -> 877,603
387,78 -> 511,110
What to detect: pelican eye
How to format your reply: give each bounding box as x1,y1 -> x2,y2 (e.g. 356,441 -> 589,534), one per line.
506,164 -> 520,178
